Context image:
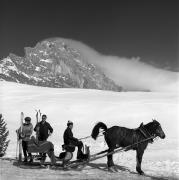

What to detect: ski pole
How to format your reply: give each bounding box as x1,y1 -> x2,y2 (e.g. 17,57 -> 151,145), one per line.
15,135 -> 18,159
18,112 -> 24,162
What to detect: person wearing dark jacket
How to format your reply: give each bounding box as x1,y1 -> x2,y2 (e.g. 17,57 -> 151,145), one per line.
34,114 -> 53,141
34,114 -> 53,163
63,120 -> 83,159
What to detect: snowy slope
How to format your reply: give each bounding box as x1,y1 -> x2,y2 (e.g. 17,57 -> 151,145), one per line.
0,81 -> 178,179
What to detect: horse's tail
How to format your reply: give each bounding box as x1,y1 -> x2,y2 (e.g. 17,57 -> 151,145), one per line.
91,122 -> 108,140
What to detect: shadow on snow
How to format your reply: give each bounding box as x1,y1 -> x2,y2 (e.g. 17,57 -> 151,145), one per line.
12,160 -> 174,180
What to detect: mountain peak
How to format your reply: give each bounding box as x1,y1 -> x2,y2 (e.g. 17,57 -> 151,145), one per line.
0,39 -> 122,91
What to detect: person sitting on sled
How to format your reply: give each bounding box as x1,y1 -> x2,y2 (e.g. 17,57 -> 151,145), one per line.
16,117 -> 33,163
63,120 -> 87,160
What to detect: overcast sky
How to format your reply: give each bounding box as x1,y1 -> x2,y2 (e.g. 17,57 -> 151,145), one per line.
0,0 -> 178,71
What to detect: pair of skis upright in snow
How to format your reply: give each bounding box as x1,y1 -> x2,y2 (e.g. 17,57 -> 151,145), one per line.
35,109 -> 41,144
18,112 -> 24,162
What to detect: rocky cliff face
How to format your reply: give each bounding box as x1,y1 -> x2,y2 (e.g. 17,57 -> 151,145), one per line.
0,38 -> 122,91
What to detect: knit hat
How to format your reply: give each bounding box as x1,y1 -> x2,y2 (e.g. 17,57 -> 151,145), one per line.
25,117 -> 31,122
67,120 -> 73,126
42,114 -> 47,118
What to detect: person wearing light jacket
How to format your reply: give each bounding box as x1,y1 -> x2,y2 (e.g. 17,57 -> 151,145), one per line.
17,117 -> 33,162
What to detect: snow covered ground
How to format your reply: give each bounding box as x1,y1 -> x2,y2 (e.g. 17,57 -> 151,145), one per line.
0,81 -> 178,179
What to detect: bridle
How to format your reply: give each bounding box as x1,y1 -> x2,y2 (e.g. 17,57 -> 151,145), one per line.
138,124 -> 157,143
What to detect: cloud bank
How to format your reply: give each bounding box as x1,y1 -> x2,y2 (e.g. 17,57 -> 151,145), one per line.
52,38 -> 179,92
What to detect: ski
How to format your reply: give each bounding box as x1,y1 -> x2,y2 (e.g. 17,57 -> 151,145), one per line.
35,109 -> 41,143
18,112 -> 24,162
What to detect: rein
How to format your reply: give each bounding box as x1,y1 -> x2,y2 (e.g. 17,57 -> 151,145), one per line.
78,131 -> 104,141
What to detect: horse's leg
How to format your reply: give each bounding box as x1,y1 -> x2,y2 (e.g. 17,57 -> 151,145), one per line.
136,149 -> 144,175
107,149 -> 116,172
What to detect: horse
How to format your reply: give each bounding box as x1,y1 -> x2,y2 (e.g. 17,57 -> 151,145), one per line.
91,119 -> 165,175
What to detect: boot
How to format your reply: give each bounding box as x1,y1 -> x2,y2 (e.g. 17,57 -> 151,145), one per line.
28,153 -> 33,163
29,157 -> 33,163
23,157 -> 27,163
77,150 -> 83,160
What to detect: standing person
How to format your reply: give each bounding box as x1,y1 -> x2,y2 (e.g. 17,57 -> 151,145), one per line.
34,114 -> 53,163
34,114 -> 53,141
16,117 -> 33,163
63,120 -> 84,160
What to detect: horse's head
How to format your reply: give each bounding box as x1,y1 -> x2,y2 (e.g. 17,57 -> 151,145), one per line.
149,119 -> 166,139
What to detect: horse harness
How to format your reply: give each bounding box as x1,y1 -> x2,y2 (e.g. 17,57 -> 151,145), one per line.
138,125 -> 154,143
131,125 -> 155,149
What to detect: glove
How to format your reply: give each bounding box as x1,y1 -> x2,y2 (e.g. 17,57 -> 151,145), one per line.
19,132 -> 25,139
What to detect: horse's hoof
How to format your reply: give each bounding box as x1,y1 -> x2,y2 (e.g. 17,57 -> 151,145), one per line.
137,170 -> 144,175
136,167 -> 144,175
113,166 -> 119,172
108,166 -> 116,173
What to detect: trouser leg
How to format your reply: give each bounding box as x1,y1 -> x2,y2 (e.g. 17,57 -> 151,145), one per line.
70,140 -> 84,159
22,141 -> 27,159
70,140 -> 83,150
25,140 -> 33,162
28,152 -> 33,162
28,152 -> 32,157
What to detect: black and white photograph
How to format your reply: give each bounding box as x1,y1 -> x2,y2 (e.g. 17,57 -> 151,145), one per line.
0,0 -> 178,179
